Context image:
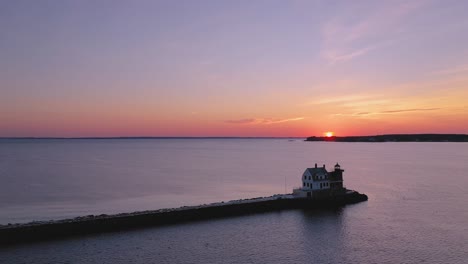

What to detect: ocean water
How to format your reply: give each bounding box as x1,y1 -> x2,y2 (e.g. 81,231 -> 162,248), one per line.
1,139 -> 468,263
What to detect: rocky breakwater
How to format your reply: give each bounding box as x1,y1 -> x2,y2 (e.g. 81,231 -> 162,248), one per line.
0,190 -> 367,245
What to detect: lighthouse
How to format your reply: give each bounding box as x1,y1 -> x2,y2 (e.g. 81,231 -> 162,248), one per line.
293,162 -> 345,198
329,163 -> 344,190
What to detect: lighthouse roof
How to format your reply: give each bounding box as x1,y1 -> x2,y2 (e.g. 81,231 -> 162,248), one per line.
305,167 -> 328,175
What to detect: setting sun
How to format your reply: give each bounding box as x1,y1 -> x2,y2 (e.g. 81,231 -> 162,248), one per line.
325,132 -> 334,137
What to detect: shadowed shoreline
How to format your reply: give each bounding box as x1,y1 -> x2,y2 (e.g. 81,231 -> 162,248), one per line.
306,134 -> 468,142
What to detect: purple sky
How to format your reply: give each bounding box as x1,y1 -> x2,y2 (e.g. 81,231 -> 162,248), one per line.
2,0 -> 468,137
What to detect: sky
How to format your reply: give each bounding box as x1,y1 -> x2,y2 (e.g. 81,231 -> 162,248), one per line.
1,0 -> 468,137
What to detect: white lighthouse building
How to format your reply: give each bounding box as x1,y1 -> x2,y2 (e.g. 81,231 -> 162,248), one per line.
293,163 -> 344,198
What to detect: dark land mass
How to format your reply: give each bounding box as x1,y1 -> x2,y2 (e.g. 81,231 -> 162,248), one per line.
0,191 -> 367,246
306,134 -> 468,142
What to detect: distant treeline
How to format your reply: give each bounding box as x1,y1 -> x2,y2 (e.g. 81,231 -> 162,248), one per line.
306,134 -> 468,142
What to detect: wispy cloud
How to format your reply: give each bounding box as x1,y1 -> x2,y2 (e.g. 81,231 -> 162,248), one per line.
334,108 -> 440,117
225,118 -> 256,124
321,1 -> 426,64
268,117 -> 305,124
225,117 -> 304,125
309,94 -> 384,105
325,46 -> 376,64
432,64 -> 468,75
380,108 -> 440,114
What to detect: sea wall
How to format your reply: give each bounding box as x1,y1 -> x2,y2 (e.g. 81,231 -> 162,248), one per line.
0,191 -> 367,245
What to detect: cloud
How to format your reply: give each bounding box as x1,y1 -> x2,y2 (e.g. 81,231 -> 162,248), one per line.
325,46 -> 376,64
335,107 -> 441,117
267,117 -> 305,124
355,112 -> 370,116
225,118 -> 256,124
309,94 -> 385,106
321,1 -> 426,64
379,108 -> 440,114
225,117 -> 304,125
432,64 -> 468,75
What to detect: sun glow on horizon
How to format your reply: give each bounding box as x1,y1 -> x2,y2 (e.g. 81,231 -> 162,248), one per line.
325,132 -> 334,137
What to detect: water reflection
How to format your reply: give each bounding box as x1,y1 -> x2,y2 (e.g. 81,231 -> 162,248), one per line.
296,208 -> 345,263
1,139 -> 468,263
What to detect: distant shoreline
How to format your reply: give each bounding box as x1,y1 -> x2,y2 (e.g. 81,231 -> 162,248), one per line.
306,134 -> 468,142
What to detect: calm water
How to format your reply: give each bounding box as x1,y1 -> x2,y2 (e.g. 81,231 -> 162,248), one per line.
1,139 -> 468,263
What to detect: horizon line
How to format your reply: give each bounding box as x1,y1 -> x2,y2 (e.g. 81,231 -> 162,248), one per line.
1,133 -> 467,140
0,136 -> 306,140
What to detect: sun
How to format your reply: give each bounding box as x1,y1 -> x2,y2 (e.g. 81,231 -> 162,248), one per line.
325,131 -> 334,137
